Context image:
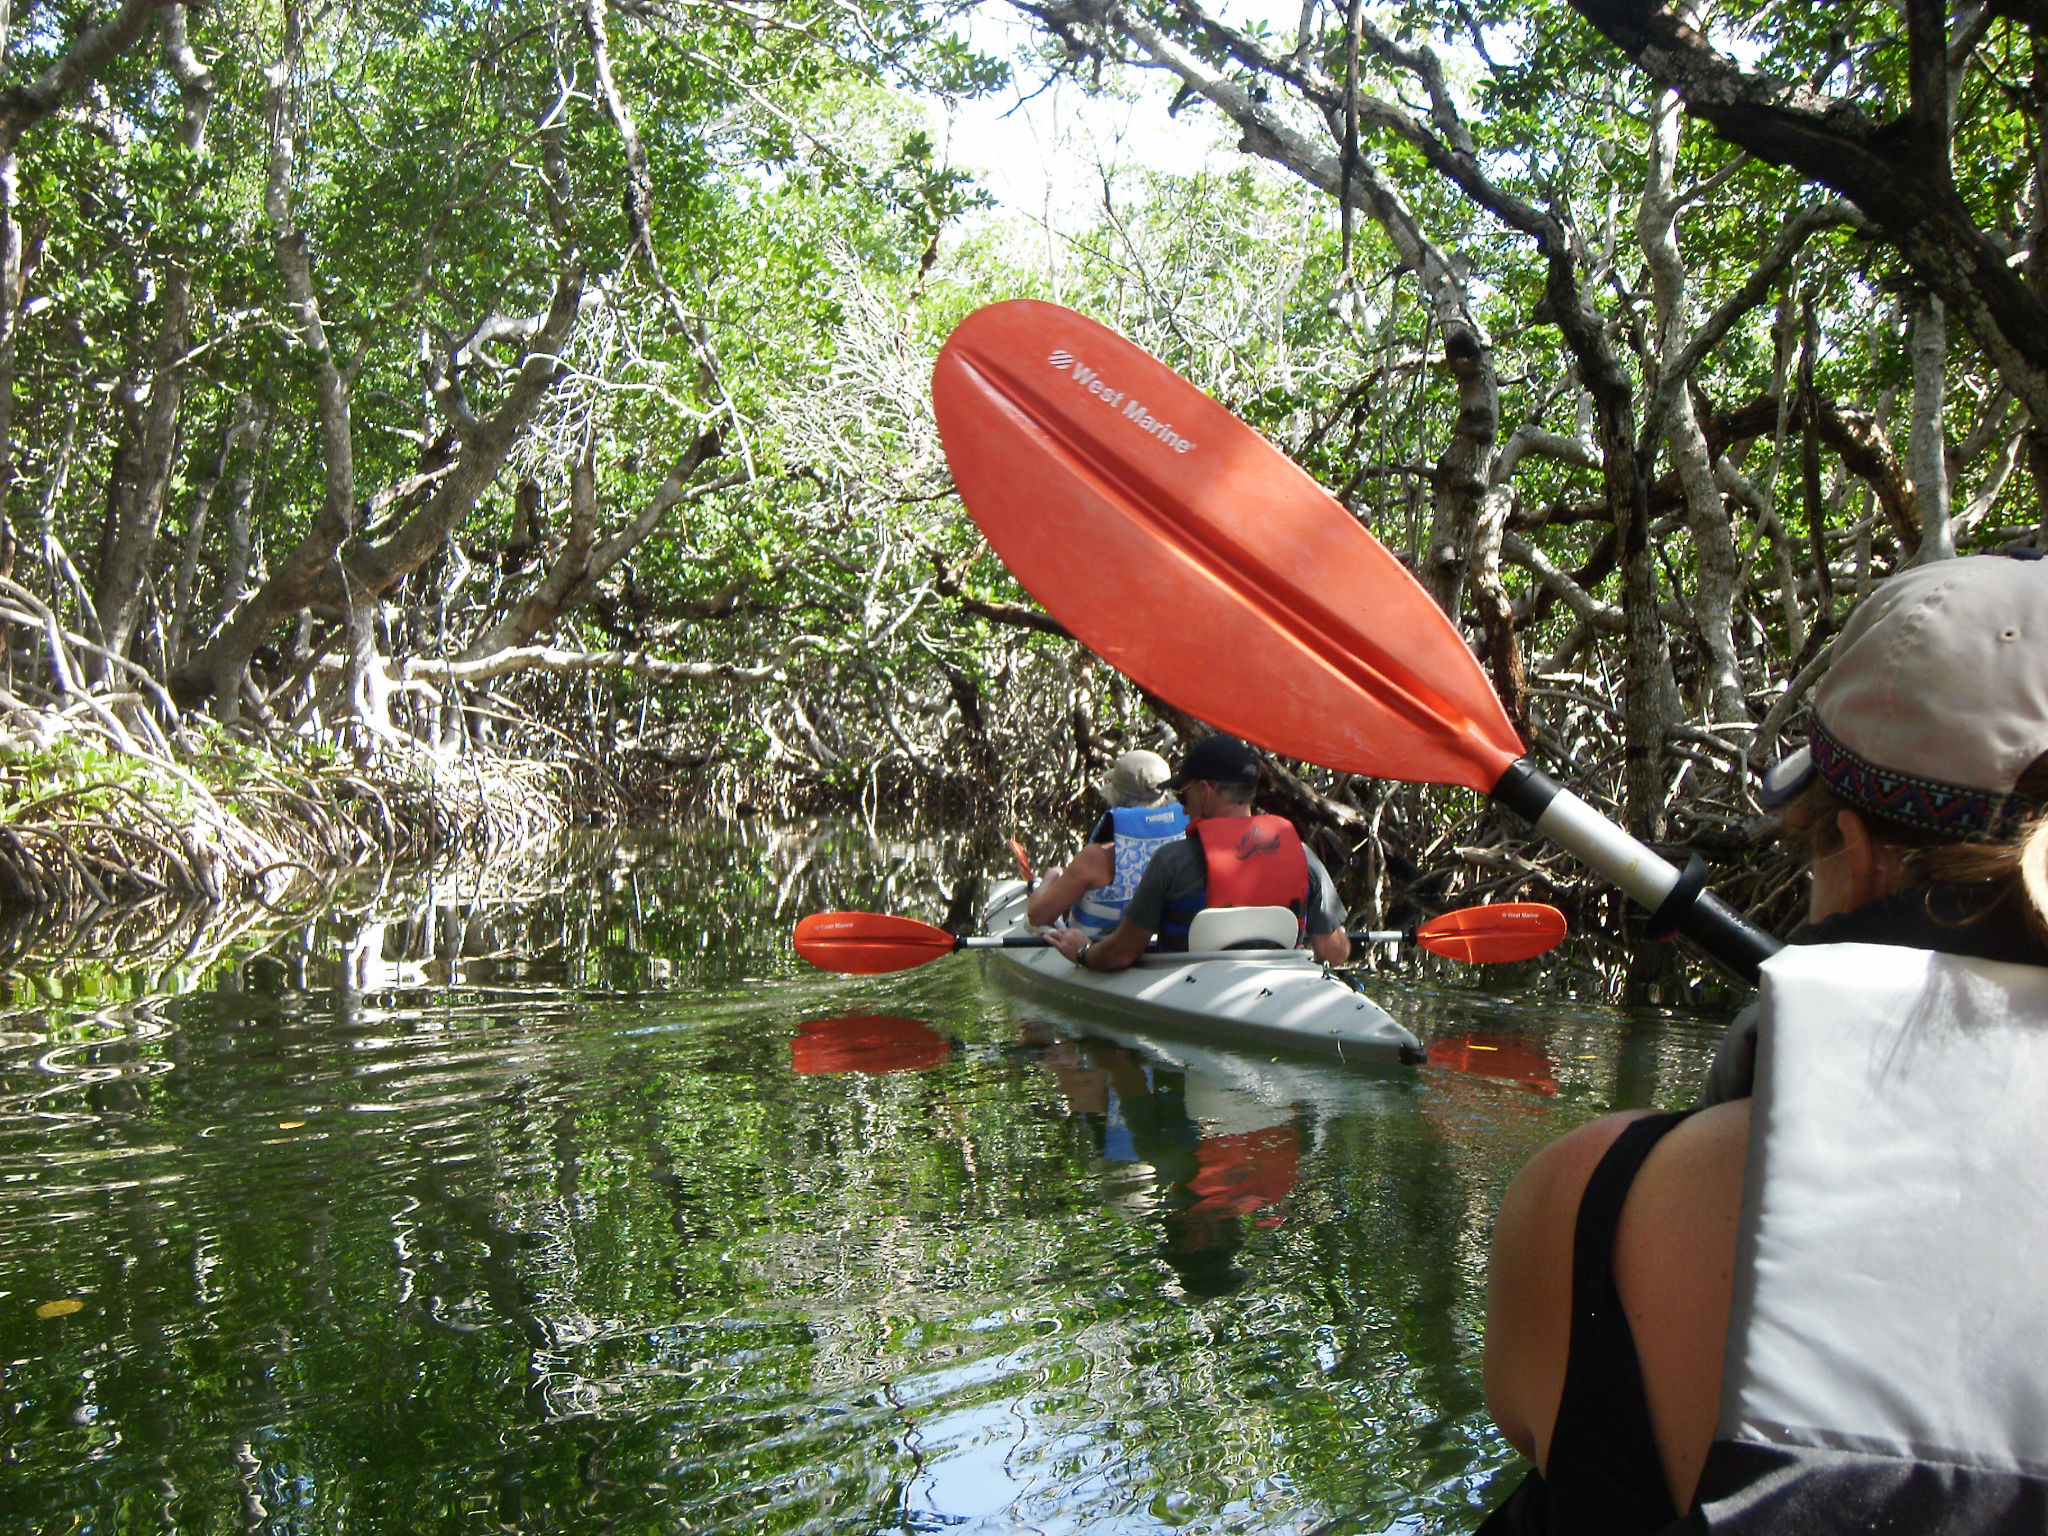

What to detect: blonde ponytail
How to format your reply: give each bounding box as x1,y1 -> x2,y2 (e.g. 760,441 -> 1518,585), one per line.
2021,816 -> 2048,936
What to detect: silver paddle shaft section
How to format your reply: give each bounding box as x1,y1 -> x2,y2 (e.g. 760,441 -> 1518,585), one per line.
1490,757 -> 1782,983
1532,788 -> 1681,908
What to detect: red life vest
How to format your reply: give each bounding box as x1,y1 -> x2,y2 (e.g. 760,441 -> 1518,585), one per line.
1189,816 -> 1310,921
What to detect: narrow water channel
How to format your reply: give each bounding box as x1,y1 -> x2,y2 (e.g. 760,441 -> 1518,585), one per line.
0,824 -> 1736,1534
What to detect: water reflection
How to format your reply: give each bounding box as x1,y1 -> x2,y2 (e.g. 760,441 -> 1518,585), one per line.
0,822 -> 1733,1535
792,1013 -> 957,1074
1017,1020 -> 1304,1299
1426,1031 -> 1560,1095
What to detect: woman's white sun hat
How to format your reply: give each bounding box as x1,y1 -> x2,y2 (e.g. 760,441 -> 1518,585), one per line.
1097,750 -> 1174,809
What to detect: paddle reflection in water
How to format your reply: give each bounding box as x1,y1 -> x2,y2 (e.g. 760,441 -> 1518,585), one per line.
790,1012 -> 958,1074
1426,1031 -> 1561,1095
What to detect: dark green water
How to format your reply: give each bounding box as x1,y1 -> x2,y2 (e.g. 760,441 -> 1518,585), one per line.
0,824 -> 1733,1534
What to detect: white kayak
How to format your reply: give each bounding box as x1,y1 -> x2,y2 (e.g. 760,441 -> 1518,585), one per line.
977,879 -> 1422,1065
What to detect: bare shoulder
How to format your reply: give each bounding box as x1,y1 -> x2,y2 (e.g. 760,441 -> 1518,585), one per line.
1503,1109 -> 1662,1211
1619,1100 -> 1749,1266
1614,1099 -> 1749,1325
1483,1100 -> 1752,1496
1635,1098 -> 1748,1185
1483,1109 -> 1659,1462
1614,1099 -> 1749,1511
1047,841 -> 1112,888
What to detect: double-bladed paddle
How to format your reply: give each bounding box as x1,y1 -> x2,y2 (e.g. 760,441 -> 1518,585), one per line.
794,902 -> 1568,975
931,300 -> 1781,982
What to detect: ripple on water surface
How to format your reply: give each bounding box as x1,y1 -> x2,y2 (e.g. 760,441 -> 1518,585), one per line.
0,827 -> 1731,1534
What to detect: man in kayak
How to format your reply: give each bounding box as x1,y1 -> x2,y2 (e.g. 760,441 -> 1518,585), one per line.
1045,734 -> 1351,971
1479,551 -> 2048,1533
1027,749 -> 1184,932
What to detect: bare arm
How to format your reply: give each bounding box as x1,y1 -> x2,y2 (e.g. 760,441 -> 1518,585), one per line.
1303,849 -> 1349,964
1615,1102 -> 1748,1512
1045,917 -> 1153,972
1026,842 -> 1113,927
1483,1102 -> 1746,1511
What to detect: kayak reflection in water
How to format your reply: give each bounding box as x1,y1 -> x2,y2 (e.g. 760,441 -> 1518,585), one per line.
1019,1023 -> 1301,1299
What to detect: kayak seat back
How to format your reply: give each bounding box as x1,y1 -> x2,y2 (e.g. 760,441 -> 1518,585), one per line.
1186,906 -> 1298,952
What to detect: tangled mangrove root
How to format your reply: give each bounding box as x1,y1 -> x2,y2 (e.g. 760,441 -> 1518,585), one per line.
0,693 -> 566,932
0,833 -> 621,1000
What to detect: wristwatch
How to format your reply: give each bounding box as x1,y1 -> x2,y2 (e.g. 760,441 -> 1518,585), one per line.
1076,942 -> 1094,969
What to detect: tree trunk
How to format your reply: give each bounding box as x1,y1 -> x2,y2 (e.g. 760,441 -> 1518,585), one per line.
1467,484 -> 1529,737
170,0 -> 356,718
90,7 -> 213,676
1638,86 -> 1748,738
1798,292 -> 1833,618
339,597 -> 397,752
2029,35 -> 2048,540
201,410 -> 267,653
0,0 -> 168,567
459,425 -> 721,661
92,279 -> 189,672
1907,293 -> 1955,562
170,399 -> 258,660
0,139 -> 24,553
1545,254 -> 1678,837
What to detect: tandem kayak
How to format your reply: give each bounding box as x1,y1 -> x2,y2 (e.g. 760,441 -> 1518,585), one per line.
977,879 -> 1423,1065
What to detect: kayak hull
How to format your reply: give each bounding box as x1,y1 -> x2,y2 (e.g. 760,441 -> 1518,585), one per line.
979,880 -> 1422,1065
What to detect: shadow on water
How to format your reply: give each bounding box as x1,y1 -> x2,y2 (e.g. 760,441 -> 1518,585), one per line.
0,821 -> 1737,1535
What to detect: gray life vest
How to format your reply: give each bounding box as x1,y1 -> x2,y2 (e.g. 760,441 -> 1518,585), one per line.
1681,942 -> 2048,1533
1070,803 -> 1188,938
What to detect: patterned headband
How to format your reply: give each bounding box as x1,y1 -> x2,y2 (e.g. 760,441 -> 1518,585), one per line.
1810,719 -> 2043,840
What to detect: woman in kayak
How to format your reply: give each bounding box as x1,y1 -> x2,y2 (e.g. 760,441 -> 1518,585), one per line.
1026,749 -> 1185,932
1480,551 -> 2048,1533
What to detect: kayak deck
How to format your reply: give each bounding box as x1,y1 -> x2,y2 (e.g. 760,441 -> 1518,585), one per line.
979,880 -> 1422,1065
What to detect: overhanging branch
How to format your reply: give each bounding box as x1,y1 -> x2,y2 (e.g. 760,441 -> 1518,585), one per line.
1569,0 -> 2048,422
399,646 -> 777,687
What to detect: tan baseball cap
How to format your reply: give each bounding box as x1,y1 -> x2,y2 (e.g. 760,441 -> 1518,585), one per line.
1759,551 -> 2048,838
1097,750 -> 1173,808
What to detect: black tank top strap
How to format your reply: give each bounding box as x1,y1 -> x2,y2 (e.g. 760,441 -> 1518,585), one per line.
1541,1108 -> 1694,1534
1474,1108 -> 1698,1536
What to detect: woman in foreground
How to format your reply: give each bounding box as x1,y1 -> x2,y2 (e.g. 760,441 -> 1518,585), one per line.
1480,552 -> 2048,1534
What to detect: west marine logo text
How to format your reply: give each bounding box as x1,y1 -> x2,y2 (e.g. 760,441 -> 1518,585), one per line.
1046,349 -> 1197,454
1235,827 -> 1283,859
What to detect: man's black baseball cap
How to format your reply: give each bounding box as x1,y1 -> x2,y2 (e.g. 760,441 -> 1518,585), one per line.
1164,734 -> 1262,790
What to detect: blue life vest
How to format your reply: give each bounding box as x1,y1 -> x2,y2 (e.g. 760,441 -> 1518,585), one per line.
1070,803 -> 1189,938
